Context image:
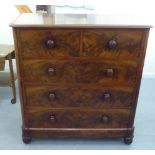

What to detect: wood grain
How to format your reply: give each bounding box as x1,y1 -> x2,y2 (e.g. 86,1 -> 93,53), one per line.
18,29 -> 81,59
22,59 -> 138,86
83,29 -> 145,59
25,85 -> 134,108
25,108 -> 130,129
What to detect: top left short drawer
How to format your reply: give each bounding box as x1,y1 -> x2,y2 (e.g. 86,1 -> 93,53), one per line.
17,29 -> 81,59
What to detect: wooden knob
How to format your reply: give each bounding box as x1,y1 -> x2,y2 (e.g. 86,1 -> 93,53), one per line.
45,39 -> 55,49
48,92 -> 56,100
105,69 -> 114,77
103,92 -> 111,100
49,114 -> 56,122
107,39 -> 117,50
101,115 -> 110,123
47,67 -> 55,75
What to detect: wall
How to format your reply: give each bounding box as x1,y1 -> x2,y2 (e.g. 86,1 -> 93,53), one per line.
0,1 -> 155,77
0,5 -> 19,44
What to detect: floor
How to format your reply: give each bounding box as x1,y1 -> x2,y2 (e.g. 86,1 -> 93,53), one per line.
0,78 -> 155,150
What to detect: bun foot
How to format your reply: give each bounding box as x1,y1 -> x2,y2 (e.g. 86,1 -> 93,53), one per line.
124,127 -> 134,144
22,128 -> 31,144
23,137 -> 31,144
124,137 -> 133,144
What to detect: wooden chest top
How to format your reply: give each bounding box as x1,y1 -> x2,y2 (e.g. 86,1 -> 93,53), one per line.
10,13 -> 152,28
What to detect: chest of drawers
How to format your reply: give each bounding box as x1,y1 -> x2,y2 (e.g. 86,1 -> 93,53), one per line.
10,13 -> 151,144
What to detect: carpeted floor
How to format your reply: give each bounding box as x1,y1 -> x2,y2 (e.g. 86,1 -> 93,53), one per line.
0,78 -> 155,150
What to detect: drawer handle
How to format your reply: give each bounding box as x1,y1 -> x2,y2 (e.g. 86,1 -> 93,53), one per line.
45,39 -> 55,49
48,92 -> 56,100
49,114 -> 56,122
47,67 -> 55,75
103,92 -> 111,100
101,115 -> 110,123
107,39 -> 117,50
104,69 -> 114,77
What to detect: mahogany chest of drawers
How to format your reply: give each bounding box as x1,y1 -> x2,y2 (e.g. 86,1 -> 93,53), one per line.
10,13 -> 151,144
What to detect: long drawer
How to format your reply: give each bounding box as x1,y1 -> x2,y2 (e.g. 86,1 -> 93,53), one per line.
22,59 -> 138,85
25,109 -> 130,129
25,85 -> 134,108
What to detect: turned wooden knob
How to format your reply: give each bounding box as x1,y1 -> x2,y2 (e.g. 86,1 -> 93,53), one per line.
101,115 -> 110,123
45,39 -> 55,49
105,69 -> 114,77
107,39 -> 117,50
49,114 -> 56,122
48,92 -> 56,100
47,67 -> 55,75
103,92 -> 111,99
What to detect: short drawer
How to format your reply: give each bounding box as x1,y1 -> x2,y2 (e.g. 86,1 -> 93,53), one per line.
25,85 -> 134,108
22,60 -> 138,86
25,109 -> 130,128
83,29 -> 145,59
18,29 -> 81,58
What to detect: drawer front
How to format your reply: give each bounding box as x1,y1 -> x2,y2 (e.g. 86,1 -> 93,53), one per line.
22,60 -> 80,83
25,109 -> 130,128
18,29 -> 81,58
25,85 -> 134,108
80,60 -> 138,85
83,29 -> 144,59
23,60 -> 138,85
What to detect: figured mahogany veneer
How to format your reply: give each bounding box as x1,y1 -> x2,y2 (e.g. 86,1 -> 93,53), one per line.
25,85 -> 134,108
11,13 -> 150,144
22,59 -> 138,85
18,29 -> 81,58
25,109 -> 130,128
83,29 -> 145,59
